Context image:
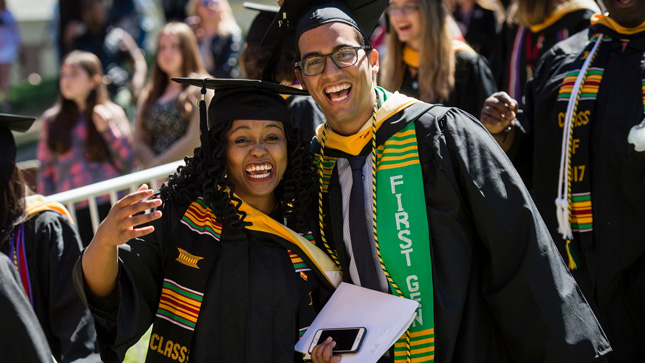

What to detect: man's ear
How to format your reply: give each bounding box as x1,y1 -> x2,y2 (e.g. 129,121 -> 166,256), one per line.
369,49 -> 380,74
295,68 -> 307,91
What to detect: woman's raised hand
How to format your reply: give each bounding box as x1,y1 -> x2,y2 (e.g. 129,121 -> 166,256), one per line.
92,184 -> 163,248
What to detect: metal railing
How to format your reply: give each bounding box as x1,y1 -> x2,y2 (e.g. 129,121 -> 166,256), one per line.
47,160 -> 184,231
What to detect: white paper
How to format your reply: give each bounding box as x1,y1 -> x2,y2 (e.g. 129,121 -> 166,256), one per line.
295,282 -> 420,362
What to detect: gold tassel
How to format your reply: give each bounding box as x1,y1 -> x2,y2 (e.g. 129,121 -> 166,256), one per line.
565,239 -> 578,270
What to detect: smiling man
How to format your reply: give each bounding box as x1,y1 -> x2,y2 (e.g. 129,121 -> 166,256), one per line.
262,1 -> 612,362
482,0 -> 645,361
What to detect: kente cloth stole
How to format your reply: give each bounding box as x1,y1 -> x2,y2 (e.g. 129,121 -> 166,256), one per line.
147,198 -> 341,363
555,32 -> 610,270
316,90 -> 436,362
147,198 -> 219,363
555,15 -> 645,270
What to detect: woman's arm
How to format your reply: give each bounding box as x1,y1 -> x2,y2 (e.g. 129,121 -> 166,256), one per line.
146,89 -> 210,168
81,185 -> 162,298
93,102 -> 137,173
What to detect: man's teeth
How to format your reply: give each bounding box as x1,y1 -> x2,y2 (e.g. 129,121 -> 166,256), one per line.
331,94 -> 348,102
325,84 -> 350,94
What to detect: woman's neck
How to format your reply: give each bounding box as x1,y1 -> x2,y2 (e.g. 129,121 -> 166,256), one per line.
202,21 -> 220,36
75,99 -> 87,112
246,195 -> 278,215
405,40 -> 421,53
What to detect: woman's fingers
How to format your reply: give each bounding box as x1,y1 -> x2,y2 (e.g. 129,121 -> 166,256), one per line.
311,338 -> 341,363
481,92 -> 518,134
128,210 -> 163,230
94,185 -> 163,246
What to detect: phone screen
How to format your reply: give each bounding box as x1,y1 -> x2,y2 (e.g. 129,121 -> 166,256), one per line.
318,328 -> 363,352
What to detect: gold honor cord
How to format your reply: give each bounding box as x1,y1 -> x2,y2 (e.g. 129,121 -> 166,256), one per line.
317,91 -> 412,362
317,123 -> 341,268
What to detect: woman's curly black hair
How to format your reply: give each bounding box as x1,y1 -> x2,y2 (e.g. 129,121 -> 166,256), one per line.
160,117 -> 316,232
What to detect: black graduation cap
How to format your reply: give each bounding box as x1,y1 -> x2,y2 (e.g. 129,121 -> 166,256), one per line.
244,2 -> 280,44
259,0 -> 388,81
171,78 -> 308,161
0,113 -> 37,181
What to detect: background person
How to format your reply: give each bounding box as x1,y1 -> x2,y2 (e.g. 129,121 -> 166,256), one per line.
134,22 -> 209,169
490,0 -> 599,101
69,0 -> 148,105
1,113 -> 99,362
37,50 -> 136,246
444,0 -> 505,61
186,0 -> 243,78
481,0 -> 645,360
0,0 -> 23,112
379,0 -> 497,118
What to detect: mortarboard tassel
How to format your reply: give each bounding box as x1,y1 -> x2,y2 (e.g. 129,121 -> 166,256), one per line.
199,79 -> 211,162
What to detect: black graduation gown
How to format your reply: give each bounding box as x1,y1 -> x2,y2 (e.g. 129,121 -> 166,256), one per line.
286,94 -> 325,142
398,49 -> 497,118
312,100 -> 611,362
205,32 -> 243,79
491,9 -> 595,98
513,26 -> 645,362
74,199 -> 333,363
453,4 -> 500,61
1,210 -> 99,362
0,253 -> 53,363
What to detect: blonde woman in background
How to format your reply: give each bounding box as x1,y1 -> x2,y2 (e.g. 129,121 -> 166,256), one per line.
186,0 -> 243,78
134,22 -> 210,169
379,0 -> 497,117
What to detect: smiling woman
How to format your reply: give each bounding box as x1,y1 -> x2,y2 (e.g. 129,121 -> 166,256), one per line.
74,78 -> 341,362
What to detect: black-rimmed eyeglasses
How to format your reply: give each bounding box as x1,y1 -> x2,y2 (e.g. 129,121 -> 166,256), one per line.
295,46 -> 371,76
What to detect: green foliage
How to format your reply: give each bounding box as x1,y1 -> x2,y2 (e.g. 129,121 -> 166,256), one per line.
123,327 -> 152,363
9,78 -> 58,116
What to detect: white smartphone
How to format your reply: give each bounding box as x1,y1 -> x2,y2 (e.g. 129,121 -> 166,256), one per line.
308,327 -> 366,354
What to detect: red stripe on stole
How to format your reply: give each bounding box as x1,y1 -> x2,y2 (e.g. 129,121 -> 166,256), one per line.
159,294 -> 200,316
573,209 -> 592,215
583,80 -> 601,87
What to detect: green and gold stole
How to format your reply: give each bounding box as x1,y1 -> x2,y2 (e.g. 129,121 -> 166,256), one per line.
316,88 -> 436,362
147,198 -> 341,362
555,14 -> 645,270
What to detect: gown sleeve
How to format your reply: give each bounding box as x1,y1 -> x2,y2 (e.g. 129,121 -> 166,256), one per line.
0,253 -> 53,363
73,203 -> 171,362
418,107 -> 610,361
33,211 -> 100,362
453,50 -> 498,118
